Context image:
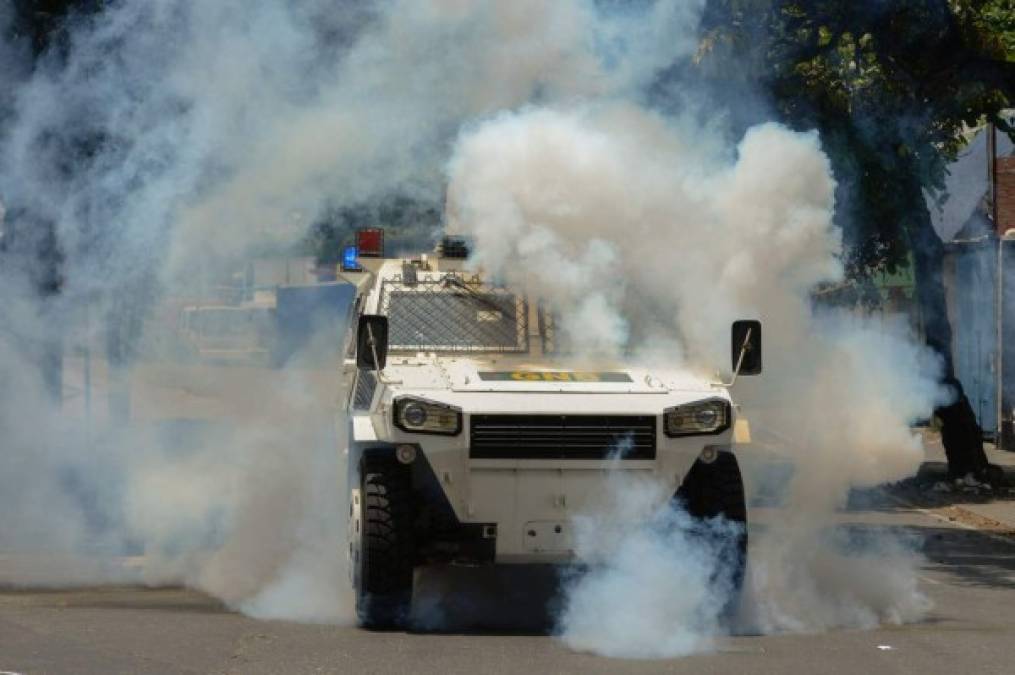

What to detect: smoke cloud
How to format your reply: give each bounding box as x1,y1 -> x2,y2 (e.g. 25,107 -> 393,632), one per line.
0,0 -> 708,626
1,0 -> 944,657
446,105 -> 944,654
558,468 -> 744,658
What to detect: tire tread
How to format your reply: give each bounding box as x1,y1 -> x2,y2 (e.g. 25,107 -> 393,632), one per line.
357,456 -> 413,629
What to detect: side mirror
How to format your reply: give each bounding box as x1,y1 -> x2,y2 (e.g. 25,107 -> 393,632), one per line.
731,320 -> 762,376
356,315 -> 389,370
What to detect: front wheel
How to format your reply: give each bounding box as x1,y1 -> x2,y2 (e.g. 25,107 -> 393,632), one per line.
674,452 -> 748,620
352,456 -> 414,629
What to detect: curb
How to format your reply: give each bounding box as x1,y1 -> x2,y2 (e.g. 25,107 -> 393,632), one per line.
881,490 -> 1015,547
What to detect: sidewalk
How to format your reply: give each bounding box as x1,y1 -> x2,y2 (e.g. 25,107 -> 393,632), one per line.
907,430 -> 1015,533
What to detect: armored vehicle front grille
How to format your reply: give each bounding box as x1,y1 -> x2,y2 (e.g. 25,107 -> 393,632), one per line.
469,414 -> 657,460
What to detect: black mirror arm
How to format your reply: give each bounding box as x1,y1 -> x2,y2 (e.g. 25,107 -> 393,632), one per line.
714,326 -> 752,388
730,326 -> 752,385
365,322 -> 399,384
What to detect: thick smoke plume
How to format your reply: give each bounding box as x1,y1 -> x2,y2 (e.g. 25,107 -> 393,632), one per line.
447,105 -> 943,654
1,0 -> 942,657
0,0 -> 707,626
558,468 -> 744,658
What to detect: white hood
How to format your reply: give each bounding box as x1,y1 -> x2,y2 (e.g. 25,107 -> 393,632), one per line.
381,357 -> 718,394
426,360 -> 715,394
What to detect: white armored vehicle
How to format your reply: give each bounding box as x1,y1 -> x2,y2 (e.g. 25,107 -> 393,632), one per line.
342,236 -> 761,628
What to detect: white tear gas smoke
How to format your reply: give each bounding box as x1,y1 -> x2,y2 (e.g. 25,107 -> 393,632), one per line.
2,0 -> 945,652
2,0 -> 703,284
559,469 -> 744,659
447,105 -> 944,655
0,0 -> 708,625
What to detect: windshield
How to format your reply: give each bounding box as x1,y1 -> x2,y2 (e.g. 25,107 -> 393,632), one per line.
381,273 -> 529,352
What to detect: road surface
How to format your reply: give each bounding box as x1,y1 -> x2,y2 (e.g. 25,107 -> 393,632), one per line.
2,500 -> 1014,674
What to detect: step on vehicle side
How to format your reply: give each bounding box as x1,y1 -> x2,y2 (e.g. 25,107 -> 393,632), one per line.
340,234 -> 761,629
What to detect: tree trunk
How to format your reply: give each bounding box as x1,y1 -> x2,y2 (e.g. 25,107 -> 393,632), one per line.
909,196 -> 991,479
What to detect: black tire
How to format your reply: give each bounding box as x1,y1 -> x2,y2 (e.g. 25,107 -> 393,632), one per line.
674,452 -> 748,619
356,456 -> 414,629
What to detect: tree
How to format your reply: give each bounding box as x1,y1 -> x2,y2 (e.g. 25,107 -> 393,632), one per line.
697,0 -> 1015,479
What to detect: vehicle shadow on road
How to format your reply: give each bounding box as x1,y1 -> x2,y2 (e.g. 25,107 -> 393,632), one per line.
409,564 -> 563,635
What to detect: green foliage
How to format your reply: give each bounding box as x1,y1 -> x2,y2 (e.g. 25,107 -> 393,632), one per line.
700,1 -> 1015,282
965,0 -> 1015,61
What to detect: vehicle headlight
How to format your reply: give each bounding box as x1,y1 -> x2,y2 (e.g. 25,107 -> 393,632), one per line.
393,397 -> 462,436
664,399 -> 731,437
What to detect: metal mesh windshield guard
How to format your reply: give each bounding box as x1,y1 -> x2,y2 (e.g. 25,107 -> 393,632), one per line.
380,274 -> 529,353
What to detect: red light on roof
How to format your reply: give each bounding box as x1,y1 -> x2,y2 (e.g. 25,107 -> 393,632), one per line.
356,228 -> 384,257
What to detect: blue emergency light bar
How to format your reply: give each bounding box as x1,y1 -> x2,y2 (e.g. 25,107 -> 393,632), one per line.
341,245 -> 361,272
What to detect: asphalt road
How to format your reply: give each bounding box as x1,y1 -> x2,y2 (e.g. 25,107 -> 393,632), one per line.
2,503 -> 1014,675
5,361 -> 1012,673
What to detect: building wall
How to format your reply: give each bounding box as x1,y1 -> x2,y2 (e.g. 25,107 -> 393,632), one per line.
948,241 -> 998,434
998,238 -> 1015,446
998,156 -> 1015,235
997,156 -> 1015,446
